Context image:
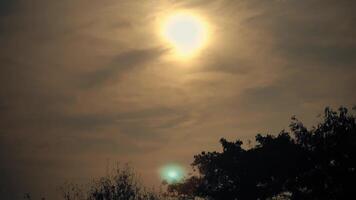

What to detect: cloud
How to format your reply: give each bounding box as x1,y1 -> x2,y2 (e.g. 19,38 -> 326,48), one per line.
81,48 -> 166,88
1,0 -> 356,199
241,0 -> 356,66
0,0 -> 17,16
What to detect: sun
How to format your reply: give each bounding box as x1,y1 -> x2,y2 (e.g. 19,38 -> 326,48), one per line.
161,12 -> 208,57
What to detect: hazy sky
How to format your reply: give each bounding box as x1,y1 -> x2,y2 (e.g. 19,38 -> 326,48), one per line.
1,0 -> 355,199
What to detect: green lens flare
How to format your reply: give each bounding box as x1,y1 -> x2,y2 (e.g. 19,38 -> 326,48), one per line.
159,164 -> 185,183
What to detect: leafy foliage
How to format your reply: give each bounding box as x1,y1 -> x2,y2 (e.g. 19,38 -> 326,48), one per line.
169,107 -> 356,200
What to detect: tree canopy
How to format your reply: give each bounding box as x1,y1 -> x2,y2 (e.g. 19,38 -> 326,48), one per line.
168,107 -> 356,200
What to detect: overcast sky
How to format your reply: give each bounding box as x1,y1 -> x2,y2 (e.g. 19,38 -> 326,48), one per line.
1,0 -> 355,199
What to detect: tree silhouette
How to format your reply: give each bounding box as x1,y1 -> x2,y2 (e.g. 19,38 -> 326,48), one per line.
60,164 -> 160,200
169,107 -> 356,200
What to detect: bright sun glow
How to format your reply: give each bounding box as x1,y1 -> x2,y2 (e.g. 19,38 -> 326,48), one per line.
162,12 -> 208,57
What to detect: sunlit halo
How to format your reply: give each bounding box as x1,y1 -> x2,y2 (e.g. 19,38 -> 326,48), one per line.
161,12 -> 208,57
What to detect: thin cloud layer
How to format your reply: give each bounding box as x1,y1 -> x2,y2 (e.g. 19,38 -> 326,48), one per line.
0,0 -> 355,199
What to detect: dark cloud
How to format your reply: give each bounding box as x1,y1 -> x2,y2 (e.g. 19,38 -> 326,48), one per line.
174,0 -> 217,8
0,0 -> 17,16
238,67 -> 356,125
81,48 -> 166,88
242,0 -> 356,66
